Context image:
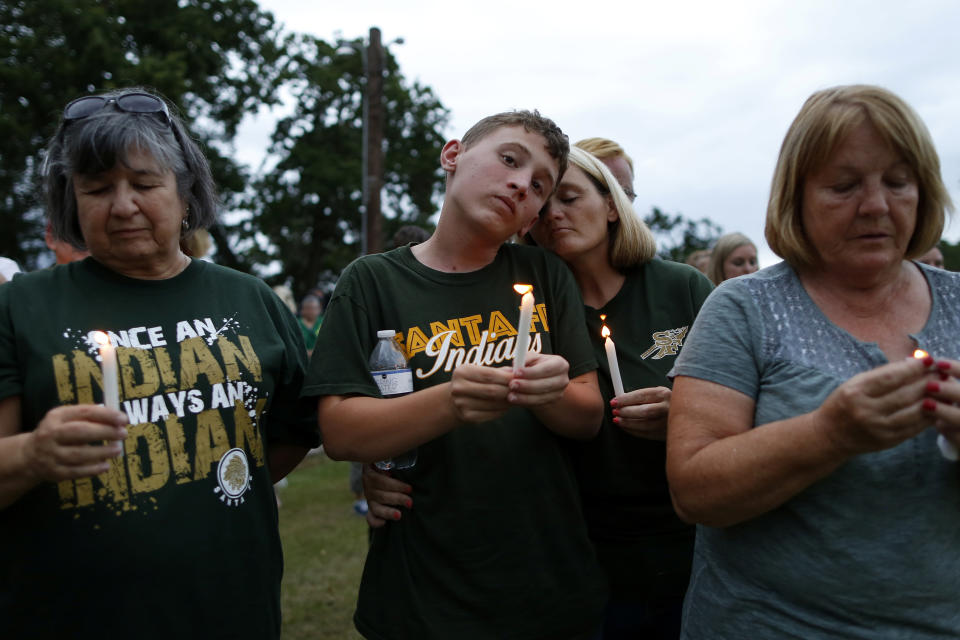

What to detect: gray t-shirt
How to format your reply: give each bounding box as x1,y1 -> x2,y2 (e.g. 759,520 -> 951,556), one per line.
671,261 -> 960,639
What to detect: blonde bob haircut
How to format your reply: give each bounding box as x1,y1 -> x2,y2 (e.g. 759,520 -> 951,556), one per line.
707,232 -> 755,285
575,137 -> 635,176
565,146 -> 657,268
766,84 -> 954,268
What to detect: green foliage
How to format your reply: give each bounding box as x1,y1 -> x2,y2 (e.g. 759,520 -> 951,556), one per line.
643,206 -> 723,263
241,35 -> 450,297
0,0 -> 286,268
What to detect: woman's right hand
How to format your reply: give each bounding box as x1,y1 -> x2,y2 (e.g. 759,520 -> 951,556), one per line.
361,463 -> 413,528
815,357 -> 932,456
23,405 -> 127,482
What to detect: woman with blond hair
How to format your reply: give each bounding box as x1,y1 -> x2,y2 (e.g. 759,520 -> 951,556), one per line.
706,231 -> 758,284
668,85 -> 959,638
366,144 -> 713,638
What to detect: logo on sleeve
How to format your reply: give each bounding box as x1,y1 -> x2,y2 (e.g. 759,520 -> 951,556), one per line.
214,448 -> 252,506
641,326 -> 689,360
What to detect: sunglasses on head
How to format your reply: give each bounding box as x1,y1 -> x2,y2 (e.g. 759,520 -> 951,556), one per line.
63,92 -> 171,125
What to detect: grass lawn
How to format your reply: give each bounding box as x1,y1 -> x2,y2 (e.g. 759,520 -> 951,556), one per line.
277,452 -> 367,640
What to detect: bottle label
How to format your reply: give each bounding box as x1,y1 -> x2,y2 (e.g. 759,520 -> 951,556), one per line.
371,368 -> 413,396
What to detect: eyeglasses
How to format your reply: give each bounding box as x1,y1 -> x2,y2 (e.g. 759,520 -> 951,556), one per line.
63,92 -> 171,125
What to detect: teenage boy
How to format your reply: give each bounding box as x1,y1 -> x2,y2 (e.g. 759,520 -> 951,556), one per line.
304,111 -> 607,639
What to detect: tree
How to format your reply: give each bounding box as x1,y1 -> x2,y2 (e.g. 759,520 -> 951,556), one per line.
241,34 -> 450,298
0,0 -> 287,268
643,207 -> 723,263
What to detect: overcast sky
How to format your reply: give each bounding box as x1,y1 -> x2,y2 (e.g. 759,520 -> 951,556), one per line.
242,0 -> 960,267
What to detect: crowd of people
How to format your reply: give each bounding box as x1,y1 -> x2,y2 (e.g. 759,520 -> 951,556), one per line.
1,82 -> 958,640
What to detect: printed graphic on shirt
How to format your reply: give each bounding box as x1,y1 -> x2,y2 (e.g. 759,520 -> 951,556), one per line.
640,326 -> 689,360
394,304 -> 551,380
51,317 -> 267,516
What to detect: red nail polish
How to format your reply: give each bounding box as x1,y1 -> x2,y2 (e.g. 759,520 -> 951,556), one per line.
393,511 -> 402,521
405,499 -> 413,509
926,381 -> 941,393
612,408 -> 620,416
923,356 -> 935,367
613,416 -> 621,424
923,398 -> 937,412
936,361 -> 951,371
940,372 -> 950,381
610,398 -> 618,408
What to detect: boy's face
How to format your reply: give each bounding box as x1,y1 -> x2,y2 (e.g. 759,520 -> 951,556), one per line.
441,125 -> 559,240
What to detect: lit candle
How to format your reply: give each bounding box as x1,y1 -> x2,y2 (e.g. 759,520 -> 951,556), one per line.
601,319 -> 625,397
914,349 -> 958,461
92,331 -> 123,456
513,284 -> 534,372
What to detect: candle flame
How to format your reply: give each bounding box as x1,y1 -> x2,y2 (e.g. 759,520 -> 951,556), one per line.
600,314 -> 606,321
513,283 -> 533,295
601,325 -> 611,339
914,349 -> 929,359
92,331 -> 110,347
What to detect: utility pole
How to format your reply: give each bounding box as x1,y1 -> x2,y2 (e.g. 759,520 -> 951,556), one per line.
364,27 -> 384,255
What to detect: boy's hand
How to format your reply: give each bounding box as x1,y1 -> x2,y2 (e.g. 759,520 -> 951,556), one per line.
449,364 -> 512,423
507,352 -> 569,406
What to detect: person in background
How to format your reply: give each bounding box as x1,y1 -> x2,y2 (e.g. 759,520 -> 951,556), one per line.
390,224 -> 431,248
45,221 -> 90,264
298,295 -> 323,358
0,88 -> 318,639
180,227 -> 212,258
918,243 -> 945,268
0,257 -> 20,284
684,248 -> 711,273
706,232 -> 758,284
272,284 -> 297,314
575,137 -> 637,203
667,84 -> 958,638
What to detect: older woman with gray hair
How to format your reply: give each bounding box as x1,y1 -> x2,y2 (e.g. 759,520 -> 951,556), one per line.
0,88 -> 317,639
667,84 -> 959,638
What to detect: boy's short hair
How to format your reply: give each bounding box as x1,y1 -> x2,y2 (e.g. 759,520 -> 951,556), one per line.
460,110 -> 569,178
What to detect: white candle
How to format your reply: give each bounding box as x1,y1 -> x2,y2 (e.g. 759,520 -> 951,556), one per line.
602,324 -> 625,397
914,349 -> 958,461
513,285 -> 534,372
93,331 -> 123,456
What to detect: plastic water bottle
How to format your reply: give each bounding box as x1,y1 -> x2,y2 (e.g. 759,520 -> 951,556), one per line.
369,329 -> 417,470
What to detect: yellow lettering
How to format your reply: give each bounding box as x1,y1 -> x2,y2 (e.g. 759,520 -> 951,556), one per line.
235,399 -> 266,467
73,477 -> 94,507
459,315 -> 483,344
164,415 -> 192,484
93,456 -> 130,510
117,347 -> 160,400
193,410 -> 230,480
179,337 -> 225,389
154,347 -> 179,392
488,310 -> 517,338
71,350 -> 101,405
56,478 -> 76,508
52,354 -> 74,404
535,304 -> 549,332
430,319 -> 464,347
218,335 -> 262,382
405,326 -> 430,357
126,423 -> 170,494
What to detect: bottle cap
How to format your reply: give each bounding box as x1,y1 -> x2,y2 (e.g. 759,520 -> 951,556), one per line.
376,330 -> 396,338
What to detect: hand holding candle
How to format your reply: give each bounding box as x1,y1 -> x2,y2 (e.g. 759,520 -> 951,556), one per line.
601,316 -> 625,397
914,349 -> 959,461
513,284 -> 534,372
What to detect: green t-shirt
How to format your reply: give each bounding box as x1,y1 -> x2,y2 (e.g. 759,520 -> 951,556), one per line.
298,316 -> 322,351
303,244 -> 608,640
573,259 -> 713,598
0,258 -> 317,639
